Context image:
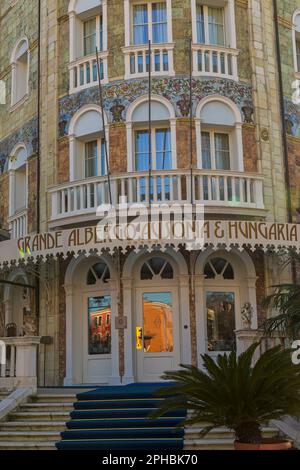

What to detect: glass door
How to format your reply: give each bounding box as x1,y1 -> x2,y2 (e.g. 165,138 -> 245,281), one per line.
136,289 -> 180,382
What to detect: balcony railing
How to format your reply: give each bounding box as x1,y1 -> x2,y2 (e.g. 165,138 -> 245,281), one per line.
8,208 -> 27,239
69,51 -> 108,94
192,44 -> 238,80
49,170 -> 264,223
123,43 -> 175,79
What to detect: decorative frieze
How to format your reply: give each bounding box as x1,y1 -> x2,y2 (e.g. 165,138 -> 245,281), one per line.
59,77 -> 253,137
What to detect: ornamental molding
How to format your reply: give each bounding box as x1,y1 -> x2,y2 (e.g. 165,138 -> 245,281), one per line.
59,77 -> 253,137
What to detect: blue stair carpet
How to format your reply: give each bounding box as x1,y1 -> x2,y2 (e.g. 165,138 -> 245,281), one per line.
56,382 -> 186,451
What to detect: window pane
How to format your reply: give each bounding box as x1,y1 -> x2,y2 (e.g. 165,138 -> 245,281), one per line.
84,18 -> 96,55
156,129 -> 172,169
135,130 -> 150,170
100,139 -> 106,176
214,133 -> 230,170
201,132 -> 212,169
143,292 -> 173,353
133,4 -> 149,45
99,15 -> 103,51
85,141 -> 98,177
206,292 -> 235,352
196,3 -> 205,43
88,296 -> 111,355
208,7 -> 225,45
152,2 -> 167,43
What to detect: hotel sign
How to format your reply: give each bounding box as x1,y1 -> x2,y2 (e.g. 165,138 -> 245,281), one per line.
0,220 -> 299,267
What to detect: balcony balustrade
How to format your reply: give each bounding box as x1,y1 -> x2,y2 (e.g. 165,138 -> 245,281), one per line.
49,169 -> 265,224
123,44 -> 175,79
69,52 -> 108,94
192,44 -> 238,80
8,209 -> 28,239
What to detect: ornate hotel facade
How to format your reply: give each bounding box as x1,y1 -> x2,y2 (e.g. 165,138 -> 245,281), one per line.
0,0 -> 299,387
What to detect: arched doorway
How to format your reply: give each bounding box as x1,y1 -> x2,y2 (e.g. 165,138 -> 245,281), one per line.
194,249 -> 258,362
123,248 -> 190,383
3,270 -> 31,336
64,255 -> 119,385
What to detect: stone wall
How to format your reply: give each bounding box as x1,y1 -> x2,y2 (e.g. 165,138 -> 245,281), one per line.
0,173 -> 9,231
0,0 -> 38,141
242,124 -> 258,172
287,135 -> 300,219
27,154 -> 38,234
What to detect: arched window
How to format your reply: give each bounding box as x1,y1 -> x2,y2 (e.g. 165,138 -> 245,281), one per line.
11,38 -> 29,106
293,11 -> 300,73
69,106 -> 108,181
126,96 -> 176,200
140,257 -> 174,280
87,261 -> 110,285
8,144 -> 28,238
204,257 -> 234,280
196,97 -> 243,172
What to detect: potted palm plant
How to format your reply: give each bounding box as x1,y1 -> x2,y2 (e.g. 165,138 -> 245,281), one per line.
152,343 -> 300,450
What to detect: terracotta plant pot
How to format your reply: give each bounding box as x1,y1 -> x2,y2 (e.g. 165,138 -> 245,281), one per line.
234,438 -> 293,450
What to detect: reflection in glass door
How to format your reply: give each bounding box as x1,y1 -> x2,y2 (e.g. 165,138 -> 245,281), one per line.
142,292 -> 173,353
88,295 -> 111,355
206,291 -> 235,352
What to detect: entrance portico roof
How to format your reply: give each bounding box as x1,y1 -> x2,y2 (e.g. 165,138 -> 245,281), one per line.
0,220 -> 299,268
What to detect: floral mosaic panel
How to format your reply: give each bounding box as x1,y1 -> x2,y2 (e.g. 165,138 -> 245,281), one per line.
59,77 -> 254,137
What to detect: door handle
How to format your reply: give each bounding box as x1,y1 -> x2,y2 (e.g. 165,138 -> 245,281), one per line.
136,326 -> 143,350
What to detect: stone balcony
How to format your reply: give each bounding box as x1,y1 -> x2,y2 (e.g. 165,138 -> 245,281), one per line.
69,51 -> 109,94
7,208 -> 28,239
192,43 -> 239,81
122,43 -> 175,80
49,169 -> 265,227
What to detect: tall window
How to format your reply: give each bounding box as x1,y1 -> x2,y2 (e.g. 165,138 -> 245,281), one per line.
132,2 -> 167,45
11,38 -> 29,106
196,3 -> 225,45
85,139 -> 106,178
83,16 -> 103,56
135,128 -> 171,171
201,131 -> 230,170
84,18 -> 97,55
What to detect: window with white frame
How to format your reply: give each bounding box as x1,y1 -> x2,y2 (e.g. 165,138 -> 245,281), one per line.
124,0 -> 173,78
132,2 -> 168,45
135,128 -> 171,171
85,139 -> 106,178
293,12 -> 300,73
196,3 -> 225,45
68,1 -> 107,91
127,98 -> 176,201
201,131 -> 230,170
83,15 -> 103,55
197,99 -> 243,171
10,38 -> 29,106
69,107 -> 108,181
191,1 -> 238,79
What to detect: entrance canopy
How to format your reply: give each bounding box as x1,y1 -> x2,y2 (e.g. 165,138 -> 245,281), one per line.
0,220 -> 299,268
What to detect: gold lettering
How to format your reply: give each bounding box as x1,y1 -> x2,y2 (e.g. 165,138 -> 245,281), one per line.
68,229 -> 77,246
